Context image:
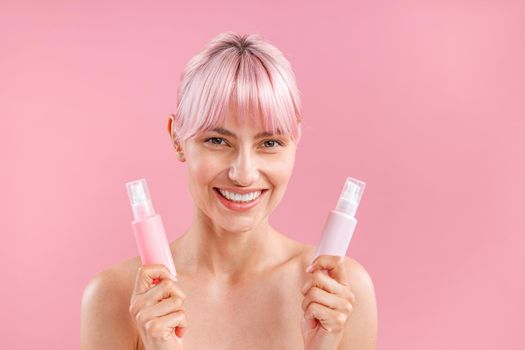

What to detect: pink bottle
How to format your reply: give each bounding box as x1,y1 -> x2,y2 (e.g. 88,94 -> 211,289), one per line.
126,178 -> 177,278
311,177 -> 366,264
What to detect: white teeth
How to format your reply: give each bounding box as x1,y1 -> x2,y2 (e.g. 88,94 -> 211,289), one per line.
218,189 -> 262,203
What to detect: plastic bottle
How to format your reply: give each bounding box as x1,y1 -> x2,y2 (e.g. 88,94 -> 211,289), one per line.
126,178 -> 177,278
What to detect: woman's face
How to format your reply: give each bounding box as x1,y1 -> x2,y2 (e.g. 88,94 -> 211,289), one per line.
179,113 -> 299,233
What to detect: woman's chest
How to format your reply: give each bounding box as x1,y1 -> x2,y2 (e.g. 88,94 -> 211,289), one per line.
178,274 -> 306,350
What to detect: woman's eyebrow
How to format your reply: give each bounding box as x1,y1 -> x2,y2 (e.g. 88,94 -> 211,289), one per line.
210,127 -> 235,136
210,127 -> 282,138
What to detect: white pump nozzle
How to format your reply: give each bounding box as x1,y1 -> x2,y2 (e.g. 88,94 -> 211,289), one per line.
335,177 -> 366,217
126,178 -> 156,220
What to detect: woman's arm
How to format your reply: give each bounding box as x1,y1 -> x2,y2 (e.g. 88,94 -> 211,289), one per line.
81,269 -> 138,350
337,257 -> 378,350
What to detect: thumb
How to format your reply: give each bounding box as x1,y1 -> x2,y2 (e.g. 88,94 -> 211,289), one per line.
133,264 -> 178,295
175,326 -> 186,338
301,314 -> 318,334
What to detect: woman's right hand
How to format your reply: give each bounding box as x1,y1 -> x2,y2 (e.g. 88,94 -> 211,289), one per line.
129,264 -> 188,350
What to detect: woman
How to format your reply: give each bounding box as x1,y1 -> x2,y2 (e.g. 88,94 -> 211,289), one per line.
81,32 -> 377,350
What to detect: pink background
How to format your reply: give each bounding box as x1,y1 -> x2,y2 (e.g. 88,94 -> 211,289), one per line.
1,0 -> 524,348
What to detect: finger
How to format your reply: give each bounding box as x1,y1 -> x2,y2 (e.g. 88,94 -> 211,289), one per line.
142,278 -> 186,307
304,302 -> 348,333
175,326 -> 186,338
133,264 -> 178,295
302,286 -> 353,316
144,295 -> 185,318
142,310 -> 187,341
301,270 -> 351,297
135,296 -> 185,328
307,255 -> 349,286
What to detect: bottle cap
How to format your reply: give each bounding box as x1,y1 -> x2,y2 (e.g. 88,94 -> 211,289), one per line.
335,177 -> 366,217
126,178 -> 156,220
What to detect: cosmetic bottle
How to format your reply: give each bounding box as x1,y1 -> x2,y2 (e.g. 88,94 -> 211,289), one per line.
311,177 -> 366,263
126,178 -> 177,278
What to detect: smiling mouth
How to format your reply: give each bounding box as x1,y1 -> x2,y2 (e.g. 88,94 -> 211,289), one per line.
213,188 -> 268,203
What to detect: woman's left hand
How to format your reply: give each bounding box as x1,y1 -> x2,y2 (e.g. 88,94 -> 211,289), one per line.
300,255 -> 355,350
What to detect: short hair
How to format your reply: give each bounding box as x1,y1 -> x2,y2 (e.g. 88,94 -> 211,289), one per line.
172,32 -> 302,143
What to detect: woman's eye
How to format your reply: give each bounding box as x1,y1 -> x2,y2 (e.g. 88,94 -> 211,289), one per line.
204,137 -> 227,146
204,137 -> 283,148
262,139 -> 283,148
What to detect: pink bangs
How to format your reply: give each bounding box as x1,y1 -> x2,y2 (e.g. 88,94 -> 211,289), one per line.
173,32 -> 302,142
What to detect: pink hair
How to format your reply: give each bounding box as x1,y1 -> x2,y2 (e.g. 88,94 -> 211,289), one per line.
173,32 -> 302,143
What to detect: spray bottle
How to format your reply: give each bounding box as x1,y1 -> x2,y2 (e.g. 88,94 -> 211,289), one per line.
311,177 -> 366,263
126,178 -> 177,278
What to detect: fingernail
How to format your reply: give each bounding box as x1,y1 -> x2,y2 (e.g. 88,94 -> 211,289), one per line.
306,265 -> 313,273
169,273 -> 178,282
175,326 -> 185,338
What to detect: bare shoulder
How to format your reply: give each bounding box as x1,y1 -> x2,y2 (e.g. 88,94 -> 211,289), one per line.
339,256 -> 378,350
80,256 -> 142,350
343,256 -> 376,293
285,235 -> 373,277
294,241 -> 376,293
292,241 -> 377,349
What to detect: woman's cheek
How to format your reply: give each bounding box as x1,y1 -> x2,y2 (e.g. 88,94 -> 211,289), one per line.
188,153 -> 222,183
265,154 -> 296,201
268,152 -> 296,181
183,148 -> 216,197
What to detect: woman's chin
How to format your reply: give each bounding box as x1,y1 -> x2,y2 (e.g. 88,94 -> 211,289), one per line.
216,214 -> 264,233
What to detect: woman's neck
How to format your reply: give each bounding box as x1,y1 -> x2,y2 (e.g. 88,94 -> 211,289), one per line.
173,206 -> 285,282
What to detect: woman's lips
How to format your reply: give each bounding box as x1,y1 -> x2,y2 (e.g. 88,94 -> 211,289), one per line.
213,188 -> 267,212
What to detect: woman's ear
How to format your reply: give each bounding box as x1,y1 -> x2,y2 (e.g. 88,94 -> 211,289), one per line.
167,114 -> 174,136
167,114 -> 186,162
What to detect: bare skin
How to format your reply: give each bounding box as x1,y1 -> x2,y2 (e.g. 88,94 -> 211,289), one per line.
155,230 -> 311,349
81,232 -> 376,350
81,112 -> 377,349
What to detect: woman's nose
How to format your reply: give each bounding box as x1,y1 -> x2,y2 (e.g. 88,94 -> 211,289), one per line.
228,148 -> 260,186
